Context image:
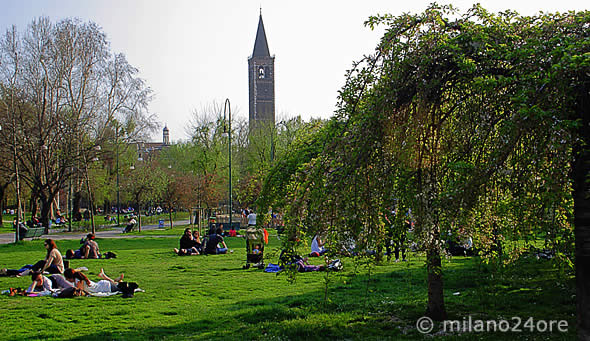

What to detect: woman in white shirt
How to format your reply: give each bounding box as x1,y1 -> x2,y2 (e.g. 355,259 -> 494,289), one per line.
311,233 -> 327,256
64,268 -> 124,294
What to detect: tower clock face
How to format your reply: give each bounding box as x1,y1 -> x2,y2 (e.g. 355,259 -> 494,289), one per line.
258,66 -> 265,79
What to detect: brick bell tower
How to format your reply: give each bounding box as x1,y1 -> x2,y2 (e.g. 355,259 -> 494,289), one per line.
248,12 -> 275,131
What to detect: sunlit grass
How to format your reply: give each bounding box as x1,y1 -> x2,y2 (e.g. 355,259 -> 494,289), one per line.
0,234 -> 576,340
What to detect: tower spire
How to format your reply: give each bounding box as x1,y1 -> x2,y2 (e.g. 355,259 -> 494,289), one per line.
252,11 -> 270,57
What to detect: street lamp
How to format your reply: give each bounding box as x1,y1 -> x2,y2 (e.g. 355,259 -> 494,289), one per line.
223,98 -> 232,230
114,126 -> 123,226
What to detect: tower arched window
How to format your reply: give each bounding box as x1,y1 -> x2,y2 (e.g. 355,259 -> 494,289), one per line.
258,66 -> 265,79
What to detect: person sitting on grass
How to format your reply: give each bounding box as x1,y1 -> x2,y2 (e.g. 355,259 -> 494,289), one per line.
192,230 -> 203,252
82,233 -> 101,259
25,239 -> 65,275
174,228 -> 201,256
64,234 -> 101,259
204,227 -> 228,255
310,233 -> 328,257
64,268 -> 125,294
228,227 -> 237,237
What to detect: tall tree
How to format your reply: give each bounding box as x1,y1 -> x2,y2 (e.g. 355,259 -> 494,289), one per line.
0,17 -> 156,231
260,6 -> 588,330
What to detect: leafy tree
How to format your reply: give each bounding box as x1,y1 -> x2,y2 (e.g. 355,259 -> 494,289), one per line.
122,162 -> 165,231
260,5 -> 588,330
0,17 -> 156,232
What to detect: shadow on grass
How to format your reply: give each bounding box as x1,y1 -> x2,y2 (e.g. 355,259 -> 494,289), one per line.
67,256 -> 575,341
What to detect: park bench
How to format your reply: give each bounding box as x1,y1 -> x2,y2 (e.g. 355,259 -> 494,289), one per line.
23,227 -> 45,240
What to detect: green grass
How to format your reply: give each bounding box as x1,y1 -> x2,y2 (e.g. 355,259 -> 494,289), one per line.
0,234 -> 576,340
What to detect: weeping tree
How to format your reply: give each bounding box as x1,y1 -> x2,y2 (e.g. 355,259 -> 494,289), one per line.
259,5 -> 588,333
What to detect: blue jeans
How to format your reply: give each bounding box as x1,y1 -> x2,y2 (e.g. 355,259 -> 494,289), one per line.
216,248 -> 228,254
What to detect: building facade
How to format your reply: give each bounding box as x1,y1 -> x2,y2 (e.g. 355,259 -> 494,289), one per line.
136,126 -> 170,161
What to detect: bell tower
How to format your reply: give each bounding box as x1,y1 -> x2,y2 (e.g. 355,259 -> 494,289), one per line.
248,12 -> 275,131
163,125 -> 170,145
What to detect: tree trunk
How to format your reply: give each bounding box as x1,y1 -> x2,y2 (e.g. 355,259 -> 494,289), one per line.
73,191 -> 82,221
169,209 -> 173,229
40,195 -> 53,234
137,205 -> 142,232
0,185 -> 4,228
30,193 -> 38,219
574,82 -> 590,341
426,246 -> 447,320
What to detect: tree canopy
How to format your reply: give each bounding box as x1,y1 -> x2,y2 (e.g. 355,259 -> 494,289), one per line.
259,4 -> 589,333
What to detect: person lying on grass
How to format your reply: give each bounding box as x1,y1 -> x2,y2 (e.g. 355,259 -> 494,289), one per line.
26,271 -> 53,293
173,228 -> 201,256
295,257 -> 327,272
26,272 -> 74,293
64,268 -> 124,294
0,265 -> 34,277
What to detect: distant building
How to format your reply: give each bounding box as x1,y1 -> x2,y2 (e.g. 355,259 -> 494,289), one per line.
248,12 -> 275,131
136,125 -> 171,160
163,125 -> 170,145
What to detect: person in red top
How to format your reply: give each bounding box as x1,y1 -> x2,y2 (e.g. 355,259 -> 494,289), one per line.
229,227 -> 237,237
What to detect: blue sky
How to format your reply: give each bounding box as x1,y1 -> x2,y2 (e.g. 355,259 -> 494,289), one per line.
1,0 -> 587,142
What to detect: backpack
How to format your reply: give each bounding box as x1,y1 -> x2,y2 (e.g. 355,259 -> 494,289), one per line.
117,282 -> 139,298
104,251 -> 117,259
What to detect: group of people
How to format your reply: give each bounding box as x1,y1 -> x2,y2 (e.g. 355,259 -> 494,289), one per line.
1,238 -> 129,296
173,226 -> 230,256
65,234 -> 102,260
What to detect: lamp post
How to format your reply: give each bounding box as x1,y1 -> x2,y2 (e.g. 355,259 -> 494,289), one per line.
223,98 -> 232,230
68,168 -> 72,232
88,145 -> 101,234
115,127 -> 120,226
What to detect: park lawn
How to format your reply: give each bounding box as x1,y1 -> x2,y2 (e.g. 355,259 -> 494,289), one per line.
0,235 -> 576,340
